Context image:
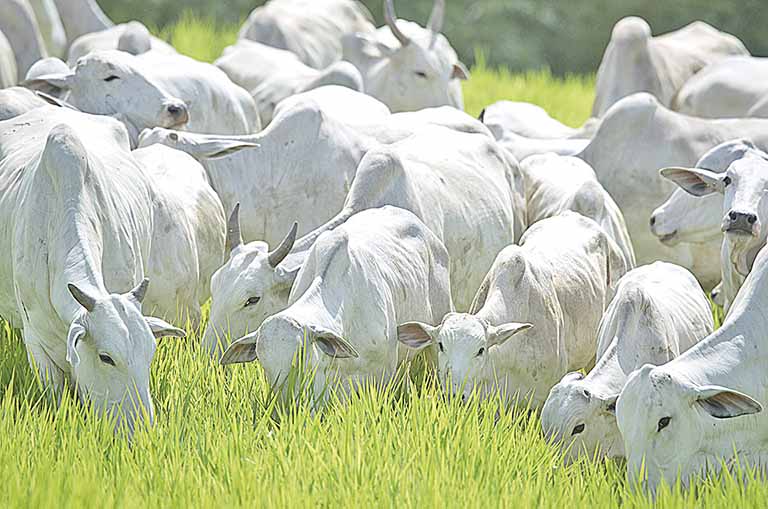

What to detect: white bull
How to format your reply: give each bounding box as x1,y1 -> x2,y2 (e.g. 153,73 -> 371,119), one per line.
541,262 -> 713,461
397,213 -> 627,407
67,21 -> 176,65
220,206 -> 453,404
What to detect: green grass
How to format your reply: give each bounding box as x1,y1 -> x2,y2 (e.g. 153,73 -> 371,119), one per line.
0,16 -> 750,509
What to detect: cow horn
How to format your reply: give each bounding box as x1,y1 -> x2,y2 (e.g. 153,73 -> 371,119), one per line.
68,283 -> 97,312
268,222 -> 298,268
384,0 -> 411,46
226,203 -> 243,253
427,0 -> 445,34
130,278 -> 150,304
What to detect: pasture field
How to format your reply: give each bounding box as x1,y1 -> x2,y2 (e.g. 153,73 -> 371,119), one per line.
0,17 -> 751,509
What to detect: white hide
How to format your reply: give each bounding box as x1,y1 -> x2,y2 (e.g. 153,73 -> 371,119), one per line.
29,0 -> 67,58
0,0 -> 48,77
577,93 -> 768,287
520,153 -> 636,270
220,206 -> 453,404
541,262 -> 713,461
67,21 -> 176,65
480,101 -> 578,140
592,17 -> 747,117
0,87 -> 47,120
398,213 -> 627,407
0,30 -> 18,88
215,40 -> 363,125
52,0 -> 112,42
239,0 -> 374,69
673,57 -> 768,118
616,245 -> 768,492
341,0 -> 468,112
0,107 -> 190,436
200,125 -> 520,355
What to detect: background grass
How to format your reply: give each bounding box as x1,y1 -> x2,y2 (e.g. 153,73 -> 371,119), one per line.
0,17 -> 750,509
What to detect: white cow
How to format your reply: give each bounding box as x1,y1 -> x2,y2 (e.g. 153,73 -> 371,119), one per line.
26,50 -> 259,145
577,93 -> 768,285
239,0 -> 374,70
660,144 -> 768,312
0,107 -> 192,436
52,0 -> 111,43
592,17 -> 747,118
23,56 -> 70,97
0,87 -> 47,120
0,30 -> 18,88
541,262 -> 713,461
0,0 -> 48,77
67,21 -> 176,65
616,245 -> 768,492
673,57 -> 768,118
342,0 -> 469,112
201,126 -> 521,355
215,40 -> 363,125
520,153 -> 636,270
29,0 -> 66,58
480,101 -> 578,140
220,206 -> 454,403
397,213 -> 627,407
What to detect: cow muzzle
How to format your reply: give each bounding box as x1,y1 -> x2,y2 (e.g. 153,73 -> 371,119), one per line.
164,100 -> 190,128
722,210 -> 759,237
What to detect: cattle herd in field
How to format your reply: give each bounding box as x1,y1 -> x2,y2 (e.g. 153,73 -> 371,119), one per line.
3,0 -> 768,492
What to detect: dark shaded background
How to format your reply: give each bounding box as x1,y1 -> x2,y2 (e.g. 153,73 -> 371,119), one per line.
101,0 -> 768,74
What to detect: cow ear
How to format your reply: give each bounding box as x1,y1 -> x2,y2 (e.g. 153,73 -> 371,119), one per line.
23,71 -> 75,90
397,322 -> 438,351
221,332 -> 259,365
452,62 -> 470,80
144,316 -> 186,339
660,167 -> 723,196
66,320 -> 87,367
694,385 -> 763,419
311,328 -> 359,359
598,393 -> 619,415
486,322 -> 532,348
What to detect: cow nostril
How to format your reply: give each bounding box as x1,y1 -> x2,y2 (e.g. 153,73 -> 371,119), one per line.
167,104 -> 182,115
748,215 -> 757,225
649,216 -> 656,227
729,211 -> 738,220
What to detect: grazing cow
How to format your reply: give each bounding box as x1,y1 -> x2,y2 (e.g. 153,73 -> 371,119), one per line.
52,0 -> 112,43
577,93 -> 768,285
0,87 -> 47,121
201,126 -> 521,355
592,17 -> 747,118
660,143 -> 768,312
0,0 -> 48,77
26,50 -> 259,145
239,0 -> 374,70
0,30 -> 17,88
616,245 -> 768,492
397,213 -> 627,407
342,0 -> 469,112
541,262 -> 713,461
220,206 -> 454,403
215,40 -> 363,125
29,0 -> 66,58
0,107 -> 192,436
673,57 -> 768,119
520,153 -> 636,270
67,21 -> 176,65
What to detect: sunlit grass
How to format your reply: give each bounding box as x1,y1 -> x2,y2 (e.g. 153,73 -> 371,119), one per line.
0,15 -> 747,509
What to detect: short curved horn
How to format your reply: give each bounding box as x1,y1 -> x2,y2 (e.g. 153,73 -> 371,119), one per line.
384,0 -> 411,46
68,283 -> 97,312
226,203 -> 243,253
268,222 -> 298,268
130,278 -> 150,303
427,0 -> 445,34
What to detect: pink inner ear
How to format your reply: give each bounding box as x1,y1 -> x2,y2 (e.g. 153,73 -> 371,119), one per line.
397,323 -> 432,348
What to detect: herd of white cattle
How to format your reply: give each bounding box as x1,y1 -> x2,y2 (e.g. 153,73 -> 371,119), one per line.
3,0 -> 768,492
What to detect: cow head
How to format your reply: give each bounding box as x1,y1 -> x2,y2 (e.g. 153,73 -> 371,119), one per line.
202,204 -> 301,358
540,372 -> 621,462
397,313 -> 531,401
342,0 -> 468,112
66,279 -> 185,437
24,51 -> 189,146
617,364 -> 762,492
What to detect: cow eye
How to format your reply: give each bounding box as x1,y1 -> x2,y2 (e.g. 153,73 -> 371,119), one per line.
657,416 -> 671,432
99,353 -> 116,366
438,342 -> 444,353
476,347 -> 485,357
244,296 -> 261,308
571,423 -> 585,435
414,71 -> 428,79
104,75 -> 120,82
723,176 -> 732,186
